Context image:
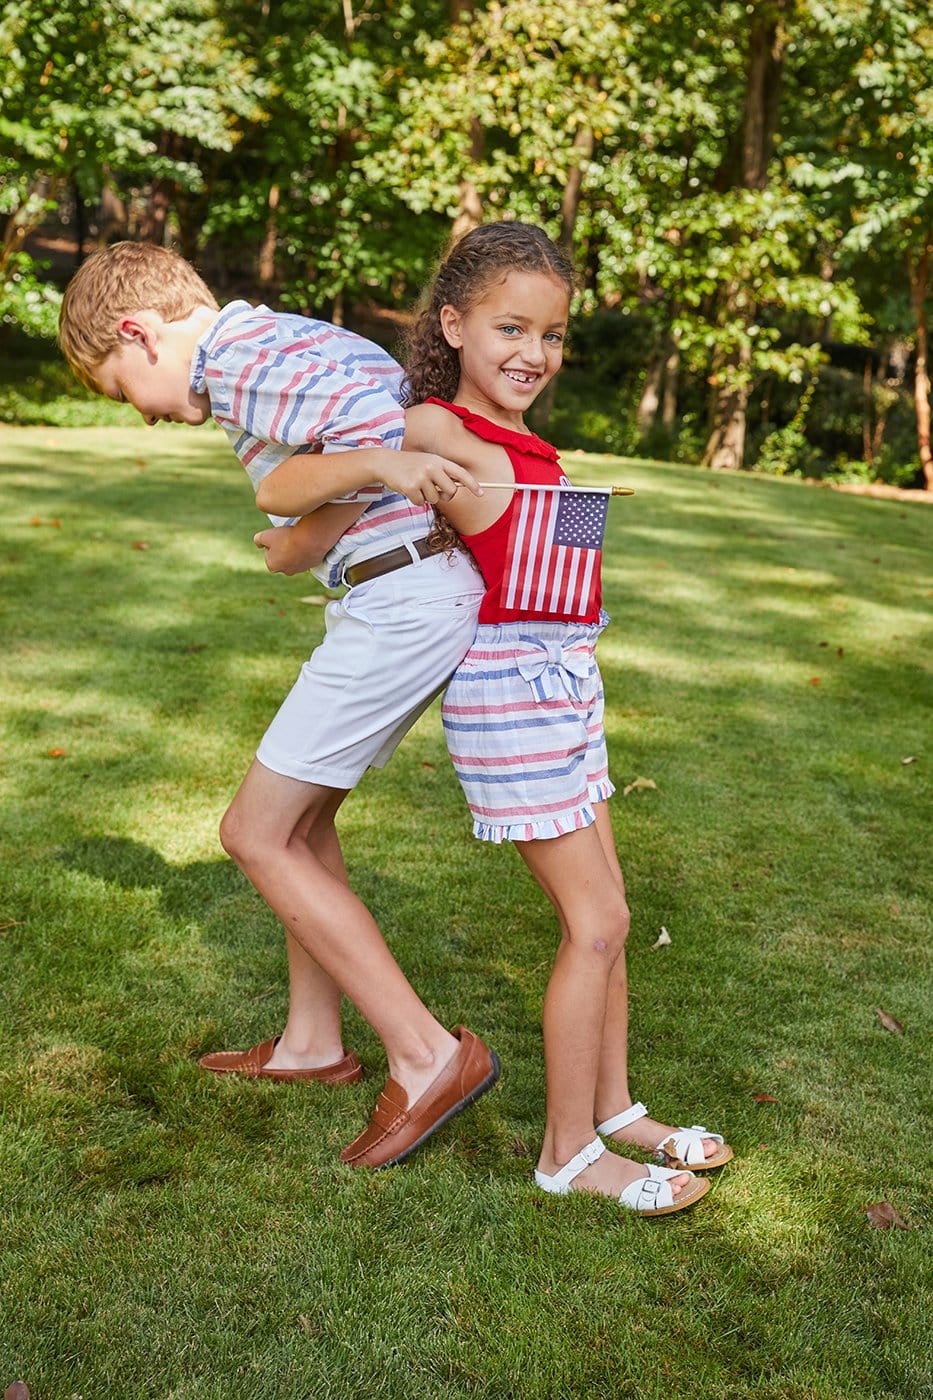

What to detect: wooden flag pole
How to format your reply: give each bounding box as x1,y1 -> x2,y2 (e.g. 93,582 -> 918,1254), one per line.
476,481 -> 635,496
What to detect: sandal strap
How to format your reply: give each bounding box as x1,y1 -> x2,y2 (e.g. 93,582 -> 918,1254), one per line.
656,1126 -> 725,1167
619,1172 -> 676,1212
534,1137 -> 605,1195
596,1102 -> 648,1137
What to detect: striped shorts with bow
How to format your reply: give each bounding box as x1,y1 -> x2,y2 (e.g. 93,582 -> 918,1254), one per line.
440,614 -> 615,843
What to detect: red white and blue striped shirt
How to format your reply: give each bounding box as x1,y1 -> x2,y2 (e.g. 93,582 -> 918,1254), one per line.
191,302 -> 431,587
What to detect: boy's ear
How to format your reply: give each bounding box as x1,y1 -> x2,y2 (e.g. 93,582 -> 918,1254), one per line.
115,313 -> 160,353
439,304 -> 464,349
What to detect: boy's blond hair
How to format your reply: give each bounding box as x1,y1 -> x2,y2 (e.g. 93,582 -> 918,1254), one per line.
59,241 -> 219,390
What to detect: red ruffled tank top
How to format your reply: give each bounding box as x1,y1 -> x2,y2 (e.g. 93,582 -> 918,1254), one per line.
427,399 -> 602,625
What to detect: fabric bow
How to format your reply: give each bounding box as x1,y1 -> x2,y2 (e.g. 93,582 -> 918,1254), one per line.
515,636 -> 592,700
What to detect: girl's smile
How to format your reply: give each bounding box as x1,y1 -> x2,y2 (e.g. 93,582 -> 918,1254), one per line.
440,269 -> 570,429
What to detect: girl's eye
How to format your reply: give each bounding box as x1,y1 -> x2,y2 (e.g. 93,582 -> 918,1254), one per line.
499,325 -> 520,336
544,332 -> 564,344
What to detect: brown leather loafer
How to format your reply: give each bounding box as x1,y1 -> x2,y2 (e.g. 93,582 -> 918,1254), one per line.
198,1036 -> 363,1084
339,1025 -> 499,1169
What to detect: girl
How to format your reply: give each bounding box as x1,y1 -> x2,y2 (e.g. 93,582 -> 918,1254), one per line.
400,222 -> 731,1214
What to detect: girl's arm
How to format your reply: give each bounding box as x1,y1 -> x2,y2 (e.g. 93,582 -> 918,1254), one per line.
254,443 -> 482,516
404,403 -> 514,536
253,501 -> 366,575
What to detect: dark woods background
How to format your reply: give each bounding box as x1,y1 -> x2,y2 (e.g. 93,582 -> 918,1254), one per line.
2,0 -> 931,486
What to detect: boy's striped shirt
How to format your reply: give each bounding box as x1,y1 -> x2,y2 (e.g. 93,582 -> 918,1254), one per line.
192,302 -> 430,587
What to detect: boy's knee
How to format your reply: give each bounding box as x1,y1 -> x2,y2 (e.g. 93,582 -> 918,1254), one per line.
219,805 -> 246,863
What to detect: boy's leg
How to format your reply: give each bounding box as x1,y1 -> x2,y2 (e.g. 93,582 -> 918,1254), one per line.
220,759 -> 462,1106
270,786 -> 351,1070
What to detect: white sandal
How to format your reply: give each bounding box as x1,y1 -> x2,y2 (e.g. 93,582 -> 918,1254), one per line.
534,1137 -> 709,1216
597,1102 -> 733,1172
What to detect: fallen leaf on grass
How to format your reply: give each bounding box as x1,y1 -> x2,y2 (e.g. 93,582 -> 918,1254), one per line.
420,762 -> 435,770
131,540 -> 149,551
874,1008 -> 904,1034
865,1201 -> 908,1230
652,927 -> 672,949
900,756 -> 917,765
754,1093 -> 779,1104
808,677 -> 822,685
4,1382 -> 31,1400
47,748 -> 66,758
623,776 -> 657,796
29,516 -> 61,528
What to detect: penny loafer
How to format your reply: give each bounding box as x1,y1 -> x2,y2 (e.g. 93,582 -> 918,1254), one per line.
198,1036 -> 363,1084
339,1025 -> 499,1169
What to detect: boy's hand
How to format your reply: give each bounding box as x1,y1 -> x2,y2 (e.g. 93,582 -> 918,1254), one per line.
254,523 -> 318,575
381,451 -> 483,506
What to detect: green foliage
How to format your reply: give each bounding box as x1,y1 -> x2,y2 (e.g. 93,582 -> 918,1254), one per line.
0,0 -> 928,483
0,259 -> 61,338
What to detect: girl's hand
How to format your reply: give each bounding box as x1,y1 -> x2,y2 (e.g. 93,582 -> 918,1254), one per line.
254,502 -> 368,574
380,451 -> 483,506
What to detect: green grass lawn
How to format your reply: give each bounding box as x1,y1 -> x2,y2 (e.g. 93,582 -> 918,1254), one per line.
1,424 -> 930,1400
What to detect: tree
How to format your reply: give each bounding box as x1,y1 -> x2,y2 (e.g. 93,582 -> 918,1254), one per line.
792,0 -> 933,485
0,0 -> 255,332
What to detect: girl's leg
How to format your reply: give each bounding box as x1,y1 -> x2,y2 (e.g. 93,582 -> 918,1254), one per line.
517,824 -> 691,1200
589,803 -> 724,1162
220,759 -> 459,1103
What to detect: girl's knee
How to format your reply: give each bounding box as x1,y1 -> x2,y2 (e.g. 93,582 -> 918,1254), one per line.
575,895 -> 629,961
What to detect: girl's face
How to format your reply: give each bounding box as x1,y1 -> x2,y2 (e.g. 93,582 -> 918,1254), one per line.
440,269 -> 570,427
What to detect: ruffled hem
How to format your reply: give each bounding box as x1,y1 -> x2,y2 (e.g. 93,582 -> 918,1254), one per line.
472,779 -> 615,844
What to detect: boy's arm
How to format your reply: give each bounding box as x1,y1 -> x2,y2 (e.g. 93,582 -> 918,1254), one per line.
254,501 -> 366,575
254,443 -> 481,516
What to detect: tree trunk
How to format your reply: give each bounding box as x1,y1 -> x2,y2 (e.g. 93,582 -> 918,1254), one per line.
559,125 -> 593,251
72,177 -> 86,268
637,350 -> 663,435
0,176 -> 62,285
863,357 -> 874,464
449,0 -> 483,242
528,124 -> 595,434
705,340 -> 751,470
258,183 -> 280,286
142,179 -> 171,246
661,337 -> 681,428
452,117 -> 485,242
704,8 -> 788,469
907,239 -> 933,488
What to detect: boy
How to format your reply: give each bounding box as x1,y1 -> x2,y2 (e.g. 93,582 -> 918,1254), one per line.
59,242 -> 498,1169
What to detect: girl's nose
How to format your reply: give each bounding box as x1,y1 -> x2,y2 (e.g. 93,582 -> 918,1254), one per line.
520,336 -> 546,366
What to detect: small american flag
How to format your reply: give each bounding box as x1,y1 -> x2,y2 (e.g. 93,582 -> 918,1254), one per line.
501,485 -> 609,621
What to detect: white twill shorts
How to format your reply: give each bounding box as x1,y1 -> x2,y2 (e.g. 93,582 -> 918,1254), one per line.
441,615 -> 615,843
257,549 -> 484,789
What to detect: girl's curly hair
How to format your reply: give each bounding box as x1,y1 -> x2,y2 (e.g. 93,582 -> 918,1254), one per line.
403,222 -> 576,552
